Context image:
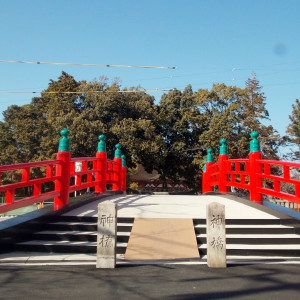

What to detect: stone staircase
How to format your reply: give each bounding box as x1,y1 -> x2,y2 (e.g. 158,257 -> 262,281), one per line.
194,218 -> 300,259
2,214 -> 300,262
13,215 -> 134,255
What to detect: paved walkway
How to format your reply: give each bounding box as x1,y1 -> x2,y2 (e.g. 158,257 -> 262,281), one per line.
1,264 -> 300,299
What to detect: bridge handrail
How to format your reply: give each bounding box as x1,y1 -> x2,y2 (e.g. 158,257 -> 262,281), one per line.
225,158 -> 249,163
257,159 -> 300,168
203,132 -> 300,205
0,130 -> 126,214
0,160 -> 62,172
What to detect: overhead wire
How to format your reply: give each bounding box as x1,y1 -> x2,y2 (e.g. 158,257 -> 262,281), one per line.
0,89 -> 173,95
1,59 -> 299,101
0,60 -> 176,70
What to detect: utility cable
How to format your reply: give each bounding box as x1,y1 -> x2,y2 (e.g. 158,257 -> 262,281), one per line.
0,89 -> 172,94
0,60 -> 176,70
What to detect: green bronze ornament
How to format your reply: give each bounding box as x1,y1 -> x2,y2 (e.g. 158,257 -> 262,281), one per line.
98,135 -> 106,152
122,155 -> 126,167
58,129 -> 70,152
250,131 -> 260,153
220,138 -> 227,155
114,144 -> 122,158
206,149 -> 213,162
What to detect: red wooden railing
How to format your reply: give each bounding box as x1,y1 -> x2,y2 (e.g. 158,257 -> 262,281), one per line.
203,132 -> 300,205
0,160 -> 62,213
0,130 -> 126,214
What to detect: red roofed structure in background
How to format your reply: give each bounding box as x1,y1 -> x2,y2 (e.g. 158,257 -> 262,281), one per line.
130,164 -> 189,192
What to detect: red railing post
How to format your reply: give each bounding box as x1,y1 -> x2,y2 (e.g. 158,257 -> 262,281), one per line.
121,155 -> 127,192
202,149 -> 214,193
6,189 -> 14,205
296,184 -> 300,201
249,131 -> 263,204
112,144 -> 122,191
54,129 -> 71,211
95,135 -> 107,193
218,138 -> 229,193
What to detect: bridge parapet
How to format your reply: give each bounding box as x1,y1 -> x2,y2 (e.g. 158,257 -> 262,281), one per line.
203,132 -> 300,205
0,129 -> 126,213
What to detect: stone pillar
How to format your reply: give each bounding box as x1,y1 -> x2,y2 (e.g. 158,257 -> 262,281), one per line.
96,202 -> 117,268
206,202 -> 227,268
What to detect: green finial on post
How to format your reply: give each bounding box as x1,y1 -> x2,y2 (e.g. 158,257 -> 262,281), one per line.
122,155 -> 126,167
58,128 -> 70,152
250,131 -> 260,152
203,149 -> 213,172
114,144 -> 122,158
206,149 -> 213,162
220,138 -> 227,155
98,135 -> 106,152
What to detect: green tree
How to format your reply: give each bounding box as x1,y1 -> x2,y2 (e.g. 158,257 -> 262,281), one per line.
285,99 -> 300,160
156,86 -> 206,190
197,74 -> 279,160
0,120 -> 21,165
0,73 -> 163,168
33,71 -> 81,159
73,78 -> 163,168
242,72 -> 279,159
1,104 -> 41,163
0,72 -> 281,193
0,72 -> 81,163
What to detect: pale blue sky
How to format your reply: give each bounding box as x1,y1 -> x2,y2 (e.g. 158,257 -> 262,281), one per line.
1,0 -> 300,144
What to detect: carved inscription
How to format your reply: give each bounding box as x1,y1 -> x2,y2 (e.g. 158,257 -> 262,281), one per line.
206,202 -> 227,268
99,214 -> 114,227
210,236 -> 224,250
210,214 -> 223,229
98,235 -> 114,248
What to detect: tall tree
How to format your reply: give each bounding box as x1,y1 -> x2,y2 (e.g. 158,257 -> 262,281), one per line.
0,120 -> 20,165
74,78 -> 163,167
0,72 -> 281,192
197,74 -> 279,161
0,72 -> 82,163
285,99 -> 300,160
242,72 -> 279,159
156,86 -> 206,190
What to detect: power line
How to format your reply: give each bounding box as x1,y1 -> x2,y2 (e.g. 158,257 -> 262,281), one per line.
0,60 -> 176,70
0,89 -> 173,94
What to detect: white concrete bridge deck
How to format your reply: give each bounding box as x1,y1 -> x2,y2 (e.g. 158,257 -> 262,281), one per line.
63,193 -> 283,220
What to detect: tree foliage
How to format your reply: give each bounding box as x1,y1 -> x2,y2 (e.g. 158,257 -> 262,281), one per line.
196,73 -> 279,160
154,73 -> 279,190
285,99 -> 300,160
0,72 -> 280,191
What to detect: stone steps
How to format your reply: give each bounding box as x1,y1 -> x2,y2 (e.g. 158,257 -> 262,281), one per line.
16,240 -> 128,254
4,215 -> 300,261
14,216 -> 133,255
194,218 -> 300,258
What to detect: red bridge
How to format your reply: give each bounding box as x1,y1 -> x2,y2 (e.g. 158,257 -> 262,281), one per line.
0,129 -> 299,215
0,130 -> 300,265
203,132 -> 300,206
0,129 -> 126,214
